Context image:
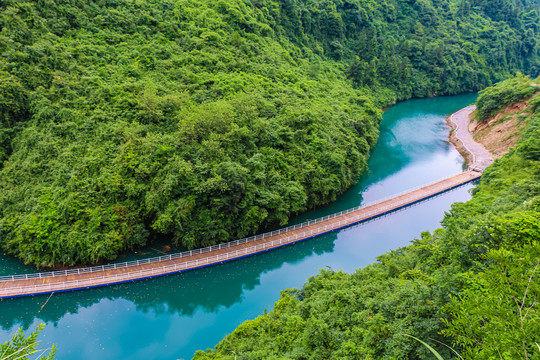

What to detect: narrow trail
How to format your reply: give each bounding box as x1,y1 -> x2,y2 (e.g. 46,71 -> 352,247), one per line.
448,105 -> 494,171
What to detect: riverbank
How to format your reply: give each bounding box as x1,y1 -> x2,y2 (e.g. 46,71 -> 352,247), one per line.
446,99 -> 536,171
0,94 -> 478,360
446,105 -> 494,171
193,78 -> 540,360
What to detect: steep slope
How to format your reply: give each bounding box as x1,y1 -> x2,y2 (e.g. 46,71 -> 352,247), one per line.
0,0 -> 539,266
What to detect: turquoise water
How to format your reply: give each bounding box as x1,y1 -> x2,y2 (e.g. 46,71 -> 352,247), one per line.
0,93 -> 478,359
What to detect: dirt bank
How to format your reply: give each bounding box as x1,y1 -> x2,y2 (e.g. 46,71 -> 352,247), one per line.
446,99 -> 534,170
469,99 -> 530,157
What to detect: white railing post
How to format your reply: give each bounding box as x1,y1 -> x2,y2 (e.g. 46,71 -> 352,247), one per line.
0,172 -> 479,292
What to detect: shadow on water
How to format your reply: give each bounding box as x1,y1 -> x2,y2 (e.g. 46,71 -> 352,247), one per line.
0,255 -> 37,276
0,95 -> 478,271
289,93 -> 478,224
0,93 -> 480,360
0,231 -> 337,329
362,93 -> 478,186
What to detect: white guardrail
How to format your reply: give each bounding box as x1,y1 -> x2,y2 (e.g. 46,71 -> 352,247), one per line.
0,171 -> 480,288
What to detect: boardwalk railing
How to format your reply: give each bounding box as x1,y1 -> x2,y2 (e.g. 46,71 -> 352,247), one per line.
0,171 -> 481,297
0,171 -> 480,284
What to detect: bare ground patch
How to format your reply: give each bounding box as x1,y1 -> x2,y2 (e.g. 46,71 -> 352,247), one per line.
470,99 -> 530,158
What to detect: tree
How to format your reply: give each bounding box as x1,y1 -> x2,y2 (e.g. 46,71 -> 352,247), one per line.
0,324 -> 56,360
443,245 -> 540,359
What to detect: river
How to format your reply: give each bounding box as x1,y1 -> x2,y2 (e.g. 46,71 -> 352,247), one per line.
0,93 -> 478,359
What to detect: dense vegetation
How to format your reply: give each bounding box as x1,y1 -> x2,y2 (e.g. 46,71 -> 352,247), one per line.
0,324 -> 55,360
475,74 -> 539,120
1,0 -> 539,267
193,77 -> 540,359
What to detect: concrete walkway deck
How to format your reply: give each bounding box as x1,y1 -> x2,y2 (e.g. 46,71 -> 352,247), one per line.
448,105 -> 494,171
0,104 -> 494,299
0,171 -> 481,299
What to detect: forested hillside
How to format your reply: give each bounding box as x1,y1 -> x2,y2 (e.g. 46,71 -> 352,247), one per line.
0,0 -> 539,267
193,76 -> 540,359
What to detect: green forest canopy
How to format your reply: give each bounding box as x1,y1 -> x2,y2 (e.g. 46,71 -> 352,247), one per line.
475,72 -> 540,120
0,0 -> 539,267
192,75 -> 540,360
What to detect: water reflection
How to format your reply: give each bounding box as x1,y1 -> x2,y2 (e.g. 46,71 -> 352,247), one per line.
0,93 -> 479,360
0,232 -> 337,329
362,94 -> 477,188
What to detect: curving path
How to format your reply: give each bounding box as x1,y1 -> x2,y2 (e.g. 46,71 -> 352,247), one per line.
448,105 -> 494,171
0,171 -> 481,299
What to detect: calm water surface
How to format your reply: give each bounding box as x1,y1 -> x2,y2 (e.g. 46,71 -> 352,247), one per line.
0,93 -> 478,359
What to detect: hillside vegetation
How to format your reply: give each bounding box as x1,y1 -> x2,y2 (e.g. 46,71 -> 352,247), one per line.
475,73 -> 540,120
0,0 -> 539,266
193,76 -> 540,359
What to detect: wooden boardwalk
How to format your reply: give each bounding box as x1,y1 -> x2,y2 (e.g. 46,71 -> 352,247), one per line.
0,170 -> 481,299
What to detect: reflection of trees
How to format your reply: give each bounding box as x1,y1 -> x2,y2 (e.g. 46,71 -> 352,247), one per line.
289,98 -> 465,226
0,232 -> 337,330
365,94 -> 478,187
